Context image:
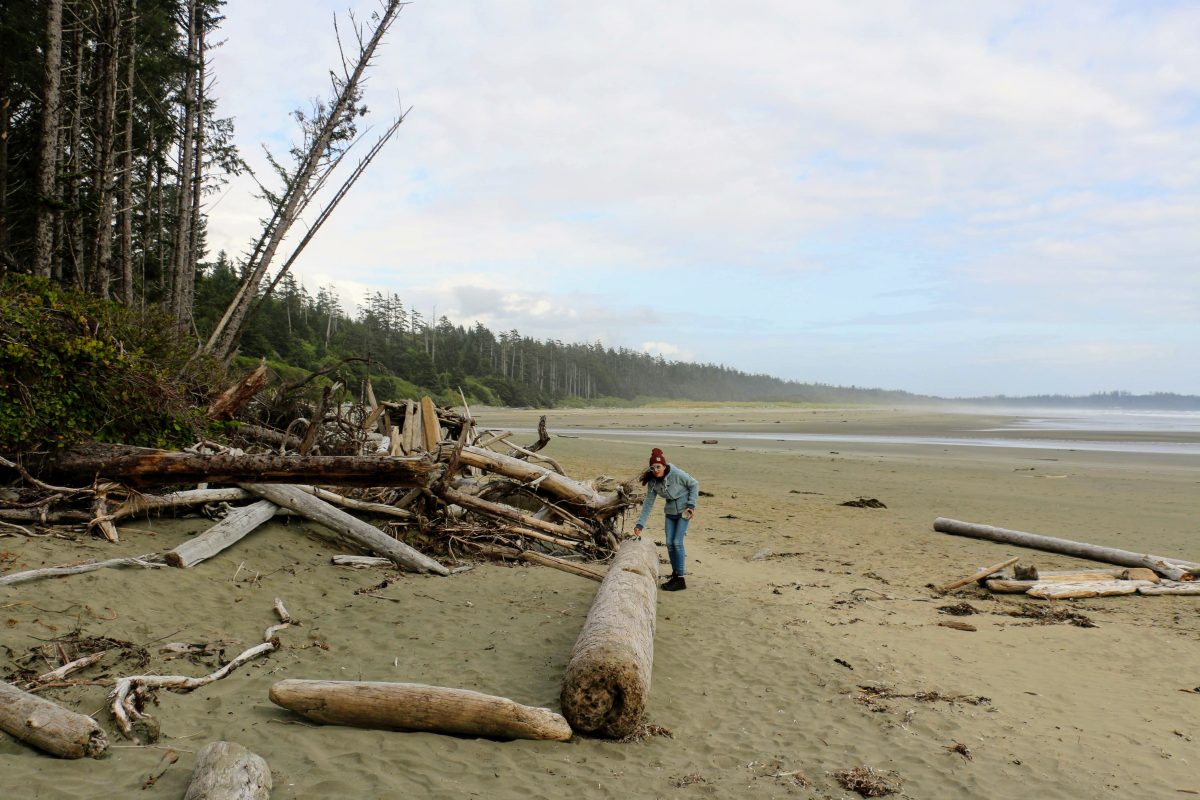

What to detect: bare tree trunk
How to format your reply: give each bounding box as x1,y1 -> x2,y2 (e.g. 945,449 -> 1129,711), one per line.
32,0 -> 64,278
117,0 -> 138,304
66,21 -> 85,289
169,0 -> 198,320
184,14 -> 205,319
90,0 -> 121,298
204,0 -> 406,361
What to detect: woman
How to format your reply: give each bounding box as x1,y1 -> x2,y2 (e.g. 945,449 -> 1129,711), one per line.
633,447 -> 699,591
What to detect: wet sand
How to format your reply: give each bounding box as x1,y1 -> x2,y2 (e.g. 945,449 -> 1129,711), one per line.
3,406 -> 1199,798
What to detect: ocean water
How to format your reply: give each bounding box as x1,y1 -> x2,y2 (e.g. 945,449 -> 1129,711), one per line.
979,409 -> 1200,434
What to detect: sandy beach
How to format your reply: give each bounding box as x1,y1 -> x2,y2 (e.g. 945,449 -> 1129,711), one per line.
3,406 -> 1199,799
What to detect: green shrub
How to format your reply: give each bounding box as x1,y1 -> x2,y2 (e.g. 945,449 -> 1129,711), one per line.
0,275 -> 219,451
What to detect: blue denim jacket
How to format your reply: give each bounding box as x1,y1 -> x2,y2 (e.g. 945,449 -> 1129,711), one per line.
635,464 -> 700,528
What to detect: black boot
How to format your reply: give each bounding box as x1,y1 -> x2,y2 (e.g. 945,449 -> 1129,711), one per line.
662,576 -> 687,591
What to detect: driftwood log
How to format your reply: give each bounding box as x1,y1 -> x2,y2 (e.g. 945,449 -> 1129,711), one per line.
455,446 -> 626,517
165,499 -> 279,568
934,518 -> 1200,580
0,681 -> 109,758
269,680 -> 572,741
0,553 -> 164,588
183,741 -> 272,800
1026,580 -> 1155,599
44,443 -> 440,488
244,483 -> 447,575
206,361 -> 269,421
937,556 -> 1019,593
560,538 -> 659,738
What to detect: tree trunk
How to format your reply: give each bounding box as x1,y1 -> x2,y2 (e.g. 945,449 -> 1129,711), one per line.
90,0 -> 121,298
0,681 -> 110,758
32,0 -> 64,278
169,0 -> 198,321
244,483 -> 448,575
185,12 -> 206,320
933,518 -> 1199,580
43,443 -> 441,488
183,741 -> 272,800
269,680 -> 573,741
66,22 -> 84,287
117,0 -> 138,304
560,538 -> 658,738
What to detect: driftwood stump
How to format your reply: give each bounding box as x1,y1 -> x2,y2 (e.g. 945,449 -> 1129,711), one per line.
183,740 -> 272,800
560,537 -> 658,738
0,681 -> 109,758
269,680 -> 572,741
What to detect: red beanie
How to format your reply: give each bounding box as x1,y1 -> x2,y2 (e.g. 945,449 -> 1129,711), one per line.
649,448 -> 667,467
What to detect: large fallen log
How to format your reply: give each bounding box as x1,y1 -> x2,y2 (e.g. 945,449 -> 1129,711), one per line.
244,484 -> 448,576
44,443 -> 440,488
165,499 -> 279,568
269,680 -> 572,741
184,741 -> 272,800
455,446 -> 627,517
934,518 -> 1199,580
0,681 -> 110,758
560,538 -> 658,738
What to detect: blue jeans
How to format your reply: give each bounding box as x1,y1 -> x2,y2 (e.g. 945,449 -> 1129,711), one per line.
664,514 -> 690,576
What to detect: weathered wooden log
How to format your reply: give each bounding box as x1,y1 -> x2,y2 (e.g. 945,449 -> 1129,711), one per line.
184,741 -> 272,800
102,487 -> 254,524
561,538 -> 658,738
470,543 -> 605,581
1138,583 -> 1200,596
269,680 -> 572,741
234,423 -> 303,451
438,486 -> 588,541
206,360 -> 269,421
45,443 -> 439,488
1041,567 -> 1160,582
1026,580 -> 1155,599
455,446 -> 627,517
0,681 -> 109,758
0,553 -> 164,588
936,556 -> 1019,593
985,579 -> 1035,593
244,484 -> 448,575
934,518 -> 1199,580
331,554 -> 393,568
165,500 -> 279,568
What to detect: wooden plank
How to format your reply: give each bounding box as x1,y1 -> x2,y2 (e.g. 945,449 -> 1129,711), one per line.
420,396 -> 439,451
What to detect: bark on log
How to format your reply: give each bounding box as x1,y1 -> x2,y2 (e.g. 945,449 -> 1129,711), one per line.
165,500 -> 279,568
0,681 -> 109,758
269,680 -> 572,741
244,484 -> 448,575
45,443 -> 439,488
934,518 -> 1200,580
455,446 -> 626,516
184,741 -> 272,800
560,538 -> 658,738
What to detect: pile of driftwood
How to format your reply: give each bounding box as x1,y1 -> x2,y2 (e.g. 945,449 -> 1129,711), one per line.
1,374 -> 665,778
934,518 -> 1200,598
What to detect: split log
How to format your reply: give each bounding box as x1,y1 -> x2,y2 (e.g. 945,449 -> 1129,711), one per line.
560,538 -> 658,738
0,553 -> 163,588
0,681 -> 109,758
456,446 -> 627,517
184,741 -> 272,800
934,518 -> 1200,580
46,443 -> 440,488
269,679 -> 572,741
471,542 -> 605,581
206,360 -> 269,421
1026,580 -> 1155,599
165,500 -> 279,568
937,556 -> 1019,593
420,396 -> 440,452
244,484 -> 448,575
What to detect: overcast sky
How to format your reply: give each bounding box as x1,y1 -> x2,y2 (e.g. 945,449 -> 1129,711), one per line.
205,1 -> 1200,398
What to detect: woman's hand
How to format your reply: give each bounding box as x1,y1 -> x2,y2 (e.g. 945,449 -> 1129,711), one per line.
683,508 -> 694,521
